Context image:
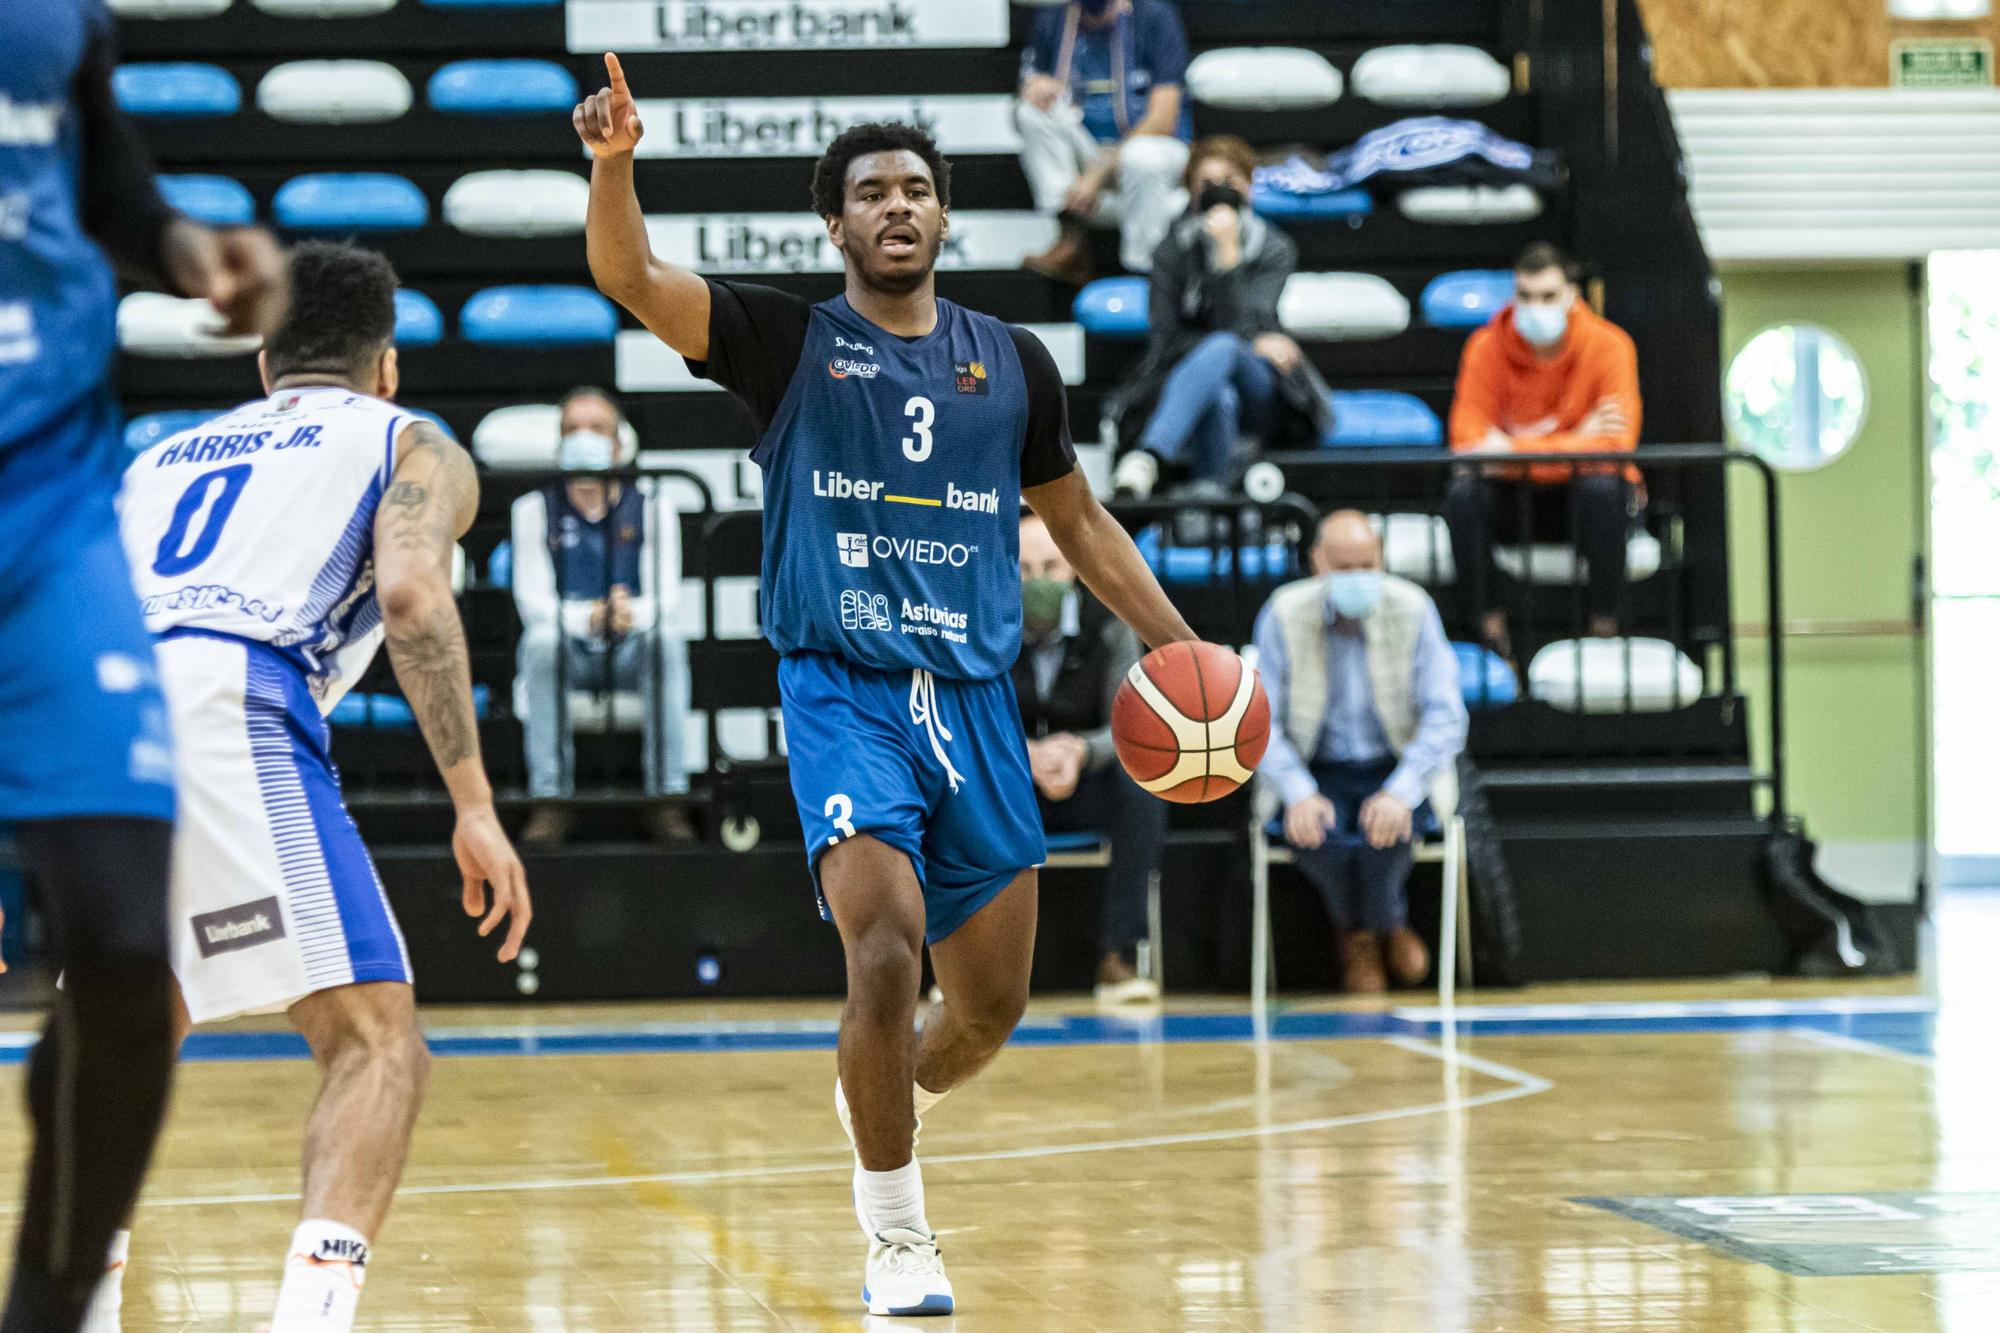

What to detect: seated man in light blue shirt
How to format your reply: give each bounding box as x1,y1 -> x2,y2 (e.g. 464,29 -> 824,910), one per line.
1252,510 -> 1468,992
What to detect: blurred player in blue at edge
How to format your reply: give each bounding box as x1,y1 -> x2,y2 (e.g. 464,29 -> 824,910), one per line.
0,3 -> 287,1328
577,52 -> 1201,1318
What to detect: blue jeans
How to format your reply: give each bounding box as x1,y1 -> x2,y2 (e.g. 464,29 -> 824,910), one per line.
1138,332 -> 1282,484
519,626 -> 689,798
1290,758 -> 1434,934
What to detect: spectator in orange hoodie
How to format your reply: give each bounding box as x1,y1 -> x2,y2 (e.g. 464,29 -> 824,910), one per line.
1442,243 -> 1641,658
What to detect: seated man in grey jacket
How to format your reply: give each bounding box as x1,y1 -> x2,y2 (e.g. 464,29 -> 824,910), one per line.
1113,135 -> 1314,498
1253,511 -> 1467,992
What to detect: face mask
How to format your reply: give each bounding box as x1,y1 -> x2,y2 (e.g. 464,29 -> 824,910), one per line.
558,429 -> 616,472
1021,576 -> 1072,633
1197,183 -> 1245,213
1514,299 -> 1572,349
1328,569 -> 1384,619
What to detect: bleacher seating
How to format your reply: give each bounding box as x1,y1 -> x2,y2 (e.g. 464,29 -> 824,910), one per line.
1420,269 -> 1514,328
428,59 -> 577,114
442,170 -> 588,237
1073,278 -> 1151,342
113,62 -> 240,117
257,61 -> 413,123
393,289 -> 445,346
459,286 -> 616,347
1348,44 -> 1511,108
157,173 -> 257,226
273,172 -> 428,231
1326,391 -> 1444,447
1186,48 -> 1343,111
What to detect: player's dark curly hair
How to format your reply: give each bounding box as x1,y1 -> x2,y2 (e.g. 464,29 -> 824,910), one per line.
264,240 -> 399,381
810,122 -> 952,220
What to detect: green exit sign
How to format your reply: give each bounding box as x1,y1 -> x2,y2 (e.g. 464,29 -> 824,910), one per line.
1892,39 -> 1994,89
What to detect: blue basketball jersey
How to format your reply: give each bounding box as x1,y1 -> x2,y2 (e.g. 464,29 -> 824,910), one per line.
694,283 -> 1077,682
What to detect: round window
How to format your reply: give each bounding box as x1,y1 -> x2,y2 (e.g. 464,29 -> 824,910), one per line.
1725,324 -> 1868,470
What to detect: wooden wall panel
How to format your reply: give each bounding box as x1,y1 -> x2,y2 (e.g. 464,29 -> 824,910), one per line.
1635,0 -> 1998,87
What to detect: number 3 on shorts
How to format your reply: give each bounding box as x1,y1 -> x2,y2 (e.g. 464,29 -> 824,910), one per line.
824,793 -> 857,846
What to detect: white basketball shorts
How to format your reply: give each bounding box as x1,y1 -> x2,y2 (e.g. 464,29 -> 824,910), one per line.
155,630 -> 411,1023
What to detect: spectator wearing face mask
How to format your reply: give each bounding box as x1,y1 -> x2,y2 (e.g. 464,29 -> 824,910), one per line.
512,387 -> 692,845
1012,512 -> 1170,1004
1107,136 -> 1327,500
1016,0 -> 1193,282
1253,510 -> 1467,993
1443,243 -> 1643,659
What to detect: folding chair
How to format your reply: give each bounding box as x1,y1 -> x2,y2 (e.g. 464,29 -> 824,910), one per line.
1249,766 -> 1470,1011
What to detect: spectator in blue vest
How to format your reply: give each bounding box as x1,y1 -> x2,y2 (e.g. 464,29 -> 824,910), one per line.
513,388 -> 691,844
1016,0 -> 1193,283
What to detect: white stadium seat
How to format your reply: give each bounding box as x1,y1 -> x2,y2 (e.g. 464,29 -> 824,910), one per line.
117,293 -> 261,358
251,0 -> 398,15
1277,273 -> 1411,341
257,61 -> 412,124
1186,48 -> 1342,111
443,170 -> 590,238
1350,44 -> 1512,108
1495,533 -> 1663,584
1398,184 -> 1545,225
107,0 -> 232,16
1529,638 -> 1703,714
472,404 -> 638,469
1379,520 -> 1661,586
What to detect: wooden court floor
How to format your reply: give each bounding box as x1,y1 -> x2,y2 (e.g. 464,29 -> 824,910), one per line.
0,961 -> 1989,1331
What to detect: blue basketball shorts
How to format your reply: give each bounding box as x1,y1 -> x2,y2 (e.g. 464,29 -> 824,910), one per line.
779,651 -> 1046,945
0,391 -> 175,824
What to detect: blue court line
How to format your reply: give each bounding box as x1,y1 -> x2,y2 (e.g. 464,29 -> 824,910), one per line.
62,999 -> 1933,1065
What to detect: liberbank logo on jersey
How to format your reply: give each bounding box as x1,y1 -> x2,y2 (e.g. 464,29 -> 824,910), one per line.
567,0 -> 1009,52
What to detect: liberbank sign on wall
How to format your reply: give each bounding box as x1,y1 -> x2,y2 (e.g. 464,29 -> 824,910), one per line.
568,0 -> 1010,52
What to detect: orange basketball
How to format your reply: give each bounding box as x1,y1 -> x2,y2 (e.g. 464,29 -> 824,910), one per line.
1111,641 -> 1270,804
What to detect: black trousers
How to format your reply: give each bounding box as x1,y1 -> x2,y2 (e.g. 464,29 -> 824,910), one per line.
1040,765 -> 1169,958
1441,470 -> 1631,627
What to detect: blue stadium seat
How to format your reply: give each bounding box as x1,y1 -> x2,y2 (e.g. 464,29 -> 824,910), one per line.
460,286 -> 618,347
124,410 -> 222,455
112,63 -> 240,118
418,0 -> 560,7
156,174 -> 256,227
394,289 -> 445,346
1073,277 -> 1150,341
1421,270 -> 1515,329
428,60 -> 579,114
329,686 -> 490,730
1324,391 -> 1445,447
1135,528 -> 1300,584
1453,642 -> 1519,709
1251,184 -> 1372,223
273,173 -> 429,233
1045,831 -> 1108,855
488,539 -> 513,589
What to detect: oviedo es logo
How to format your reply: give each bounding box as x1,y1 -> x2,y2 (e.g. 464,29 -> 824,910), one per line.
828,357 -> 882,380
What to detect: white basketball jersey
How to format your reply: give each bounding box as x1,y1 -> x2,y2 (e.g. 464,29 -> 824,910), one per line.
120,385 -> 408,712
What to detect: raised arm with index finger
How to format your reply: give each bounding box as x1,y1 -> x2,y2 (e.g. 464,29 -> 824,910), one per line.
576,52 -> 714,359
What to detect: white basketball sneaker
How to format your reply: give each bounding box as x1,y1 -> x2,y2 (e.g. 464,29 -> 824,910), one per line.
863,1228 -> 954,1317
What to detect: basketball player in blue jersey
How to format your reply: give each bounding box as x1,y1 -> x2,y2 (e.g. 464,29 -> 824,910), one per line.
578,54 -> 1200,1315
0,4 -> 287,1328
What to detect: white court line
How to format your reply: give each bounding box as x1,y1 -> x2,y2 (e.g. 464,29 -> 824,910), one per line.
126,1038 -> 1554,1212
1393,994 -> 1936,1023
1789,1027 -> 1937,1068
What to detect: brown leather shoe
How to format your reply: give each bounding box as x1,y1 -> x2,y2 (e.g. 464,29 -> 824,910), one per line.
1022,230 -> 1094,286
1385,926 -> 1431,988
520,806 -> 572,848
1341,931 -> 1387,994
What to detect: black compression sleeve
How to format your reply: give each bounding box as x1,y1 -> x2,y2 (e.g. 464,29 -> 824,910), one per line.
1010,325 -> 1079,488
74,11 -> 179,291
685,280 -> 814,436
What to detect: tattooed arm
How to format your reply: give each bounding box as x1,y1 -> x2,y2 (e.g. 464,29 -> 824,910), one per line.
374,419 -> 532,961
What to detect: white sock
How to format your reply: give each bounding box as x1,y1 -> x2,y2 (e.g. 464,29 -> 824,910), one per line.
78,1230 -> 129,1333
269,1220 -> 369,1332
913,1081 -> 948,1119
855,1161 -> 929,1237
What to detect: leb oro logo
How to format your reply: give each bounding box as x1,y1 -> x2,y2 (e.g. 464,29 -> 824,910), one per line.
953,361 -> 989,396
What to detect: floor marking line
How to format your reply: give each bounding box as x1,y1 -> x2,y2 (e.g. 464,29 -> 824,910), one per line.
124,1038 -> 1554,1212
1789,1027 -> 1937,1068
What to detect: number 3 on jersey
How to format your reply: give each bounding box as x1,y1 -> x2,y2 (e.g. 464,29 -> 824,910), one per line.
901,396 -> 934,463
152,463 -> 253,577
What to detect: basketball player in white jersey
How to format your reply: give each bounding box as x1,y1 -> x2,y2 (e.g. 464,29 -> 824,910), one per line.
104,241 -> 532,1333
